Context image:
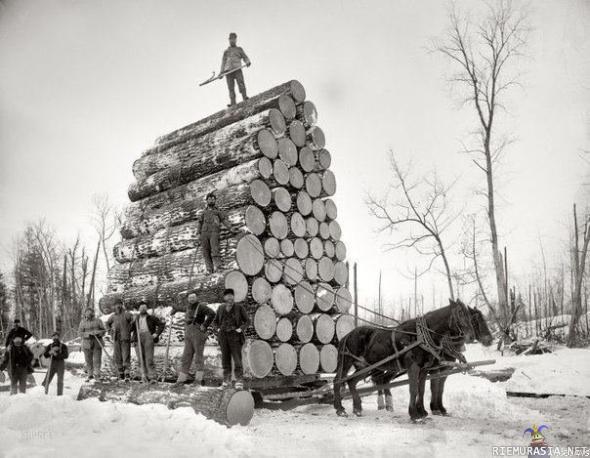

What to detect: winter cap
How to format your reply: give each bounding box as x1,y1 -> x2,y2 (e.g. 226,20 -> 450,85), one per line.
206,192 -> 216,200
223,288 -> 235,297
51,331 -> 60,338
14,319 -> 20,324
229,32 -> 237,39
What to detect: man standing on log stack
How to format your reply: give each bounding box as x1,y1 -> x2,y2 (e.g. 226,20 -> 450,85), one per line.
176,293 -> 216,386
42,331 -> 69,396
106,300 -> 134,381
197,192 -> 231,273
130,303 -> 165,383
214,288 -> 249,389
78,307 -> 106,382
219,32 -> 251,107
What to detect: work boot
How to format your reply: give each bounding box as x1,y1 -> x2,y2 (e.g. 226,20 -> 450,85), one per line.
193,370 -> 204,386
175,371 -> 189,385
212,257 -> 221,272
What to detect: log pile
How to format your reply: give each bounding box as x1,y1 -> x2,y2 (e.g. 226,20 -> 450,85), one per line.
99,80 -> 354,380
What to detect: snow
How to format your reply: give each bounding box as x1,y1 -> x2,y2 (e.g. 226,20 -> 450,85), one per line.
0,345 -> 588,457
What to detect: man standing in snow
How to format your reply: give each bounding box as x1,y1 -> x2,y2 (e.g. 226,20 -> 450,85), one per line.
196,192 -> 231,273
130,303 -> 165,382
0,335 -> 34,395
213,288 -> 249,388
219,32 -> 251,107
78,307 -> 106,381
106,300 -> 134,380
176,293 -> 216,385
5,318 -> 33,347
42,331 -> 69,395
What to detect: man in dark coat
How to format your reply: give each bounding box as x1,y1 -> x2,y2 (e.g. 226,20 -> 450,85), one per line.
219,32 -> 251,107
176,293 -> 216,385
42,331 -> 69,395
5,319 -> 33,347
213,288 -> 250,388
130,303 -> 165,382
78,307 -> 106,381
0,335 -> 34,395
196,192 -> 231,273
106,300 -> 134,380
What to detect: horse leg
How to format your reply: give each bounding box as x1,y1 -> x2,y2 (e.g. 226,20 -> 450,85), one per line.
333,357 -> 354,417
407,363 -> 420,422
437,375 -> 449,416
430,373 -> 442,415
348,375 -> 363,416
373,374 -> 385,410
416,368 -> 429,418
384,387 -> 393,412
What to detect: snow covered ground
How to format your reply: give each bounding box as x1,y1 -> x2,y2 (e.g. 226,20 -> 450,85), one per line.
0,345 -> 588,458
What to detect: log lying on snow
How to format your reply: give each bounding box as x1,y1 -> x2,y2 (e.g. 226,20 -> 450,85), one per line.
152,80 -> 306,150
77,381 -> 255,427
129,127 -> 279,201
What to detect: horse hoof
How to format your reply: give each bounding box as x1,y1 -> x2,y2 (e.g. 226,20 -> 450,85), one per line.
377,405 -> 385,411
441,411 -> 450,417
385,406 -> 394,412
336,410 -> 348,417
410,417 -> 425,424
353,410 -> 363,417
431,409 -> 442,416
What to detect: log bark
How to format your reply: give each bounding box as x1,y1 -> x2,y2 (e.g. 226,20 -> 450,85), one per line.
335,287 -> 353,313
76,381 -> 255,426
252,277 -> 272,304
296,101 -> 318,129
253,304 -> 276,339
294,238 -> 309,259
319,344 -> 338,373
271,284 -> 293,315
265,259 -> 283,283
312,199 -> 326,222
263,238 -> 280,258
311,313 -> 335,344
294,281 -> 315,313
334,313 -> 355,340
274,343 -> 297,375
288,120 -> 307,147
275,318 -> 294,342
283,258 -> 304,285
278,138 -> 298,166
288,167 -> 304,189
304,259 -> 318,282
272,187 -> 292,212
298,147 -> 316,173
280,239 -> 295,257
152,80 -> 305,147
268,212 -> 289,239
298,343 -> 320,374
290,213 -> 306,238
296,191 -> 313,216
296,315 -> 313,343
129,127 -> 279,201
316,283 -> 335,312
242,339 -> 274,378
333,261 -> 349,286
324,198 -> 338,220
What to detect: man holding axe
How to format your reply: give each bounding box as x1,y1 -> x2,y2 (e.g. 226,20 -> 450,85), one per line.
219,32 -> 251,107
42,331 -> 69,395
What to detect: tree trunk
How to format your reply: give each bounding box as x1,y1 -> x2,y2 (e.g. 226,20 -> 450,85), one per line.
77,382 -> 255,426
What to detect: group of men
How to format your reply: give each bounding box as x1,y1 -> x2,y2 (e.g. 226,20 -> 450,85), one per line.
0,319 -> 69,396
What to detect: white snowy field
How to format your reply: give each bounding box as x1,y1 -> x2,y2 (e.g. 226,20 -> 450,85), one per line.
0,345 -> 589,458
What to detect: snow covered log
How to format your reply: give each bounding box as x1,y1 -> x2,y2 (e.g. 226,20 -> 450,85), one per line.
152,80 -> 306,149
77,382 -> 255,427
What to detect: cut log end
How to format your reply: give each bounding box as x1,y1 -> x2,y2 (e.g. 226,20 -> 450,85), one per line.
289,120 -> 306,147
296,315 -> 313,343
250,179 -> 272,207
278,94 -> 297,120
289,80 -> 307,104
243,340 -> 274,378
236,235 -> 265,276
274,343 -> 297,376
316,283 -> 336,312
225,270 -> 248,302
276,317 -> 294,342
294,281 -> 314,313
254,304 -> 277,339
278,138 -> 298,167
257,129 -> 279,159
320,344 -> 338,373
245,205 -> 266,236
252,277 -> 272,304
299,343 -> 320,374
271,284 -> 294,315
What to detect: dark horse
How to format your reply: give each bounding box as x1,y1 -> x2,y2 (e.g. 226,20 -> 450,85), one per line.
333,299 -> 493,421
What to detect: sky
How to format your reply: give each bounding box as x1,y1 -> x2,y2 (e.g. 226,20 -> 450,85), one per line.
0,0 -> 589,316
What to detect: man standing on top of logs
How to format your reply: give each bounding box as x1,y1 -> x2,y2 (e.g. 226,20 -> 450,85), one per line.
197,192 -> 231,274
219,32 -> 251,107
78,307 -> 106,382
130,303 -> 165,383
0,335 -> 34,395
106,300 -> 134,381
176,293 -> 216,386
213,288 -> 249,388
5,318 -> 33,347
42,331 -> 69,396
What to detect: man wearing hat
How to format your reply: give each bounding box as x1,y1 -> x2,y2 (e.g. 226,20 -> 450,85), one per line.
106,300 -> 134,381
5,318 -> 33,347
219,32 -> 251,107
78,307 -> 106,381
176,293 -> 216,385
213,288 -> 249,388
196,192 -> 230,273
0,335 -> 34,394
130,303 -> 165,382
42,331 -> 69,395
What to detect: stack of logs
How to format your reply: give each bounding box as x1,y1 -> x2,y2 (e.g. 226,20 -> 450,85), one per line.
99,80 -> 355,380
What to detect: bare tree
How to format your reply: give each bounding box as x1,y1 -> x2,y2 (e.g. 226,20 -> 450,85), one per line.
568,203 -> 590,347
434,0 -> 529,321
90,193 -> 120,272
367,153 -> 459,299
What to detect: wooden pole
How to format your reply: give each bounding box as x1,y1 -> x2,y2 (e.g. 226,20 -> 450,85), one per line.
353,262 -> 358,327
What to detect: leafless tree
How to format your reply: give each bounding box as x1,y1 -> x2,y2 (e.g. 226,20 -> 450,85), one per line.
90,193 -> 120,272
568,203 -> 590,346
433,0 -> 529,321
367,153 -> 459,300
